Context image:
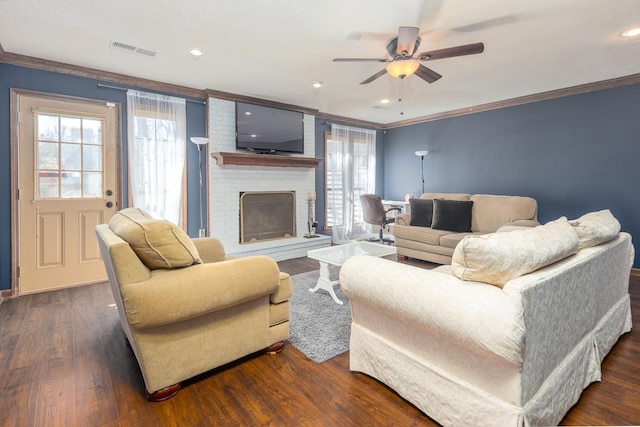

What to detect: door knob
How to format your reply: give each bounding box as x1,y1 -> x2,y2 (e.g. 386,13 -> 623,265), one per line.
106,201 -> 113,208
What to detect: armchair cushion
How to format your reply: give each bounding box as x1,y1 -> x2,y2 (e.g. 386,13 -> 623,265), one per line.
110,208 -> 201,270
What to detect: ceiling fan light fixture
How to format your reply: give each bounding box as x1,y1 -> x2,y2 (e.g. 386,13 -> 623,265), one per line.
620,27 -> 640,38
386,58 -> 420,78
188,48 -> 205,57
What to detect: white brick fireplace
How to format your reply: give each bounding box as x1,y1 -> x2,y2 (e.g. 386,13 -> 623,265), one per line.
207,98 -> 330,260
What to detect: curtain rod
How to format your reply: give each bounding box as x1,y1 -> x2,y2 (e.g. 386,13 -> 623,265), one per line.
97,83 -> 206,104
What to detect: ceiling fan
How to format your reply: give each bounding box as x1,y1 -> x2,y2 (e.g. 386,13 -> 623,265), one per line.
333,26 -> 484,85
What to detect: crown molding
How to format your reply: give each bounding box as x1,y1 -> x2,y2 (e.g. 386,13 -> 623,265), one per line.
205,89 -> 319,115
0,49 -> 376,128
2,48 -> 639,131
384,72 -> 640,129
315,111 -> 385,130
0,50 -> 208,100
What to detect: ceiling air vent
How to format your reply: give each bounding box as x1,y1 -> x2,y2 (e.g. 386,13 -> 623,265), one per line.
109,40 -> 158,58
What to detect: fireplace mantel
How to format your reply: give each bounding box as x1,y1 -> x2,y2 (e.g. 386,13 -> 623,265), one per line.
211,152 -> 323,168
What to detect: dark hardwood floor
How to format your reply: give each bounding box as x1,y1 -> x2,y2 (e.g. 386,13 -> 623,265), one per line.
0,255 -> 638,426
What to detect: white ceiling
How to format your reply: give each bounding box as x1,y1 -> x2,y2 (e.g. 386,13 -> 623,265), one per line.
2,0 -> 640,125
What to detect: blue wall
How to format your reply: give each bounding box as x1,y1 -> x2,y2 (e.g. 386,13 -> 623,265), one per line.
3,61 -> 639,290
384,83 -> 640,266
0,63 -> 207,290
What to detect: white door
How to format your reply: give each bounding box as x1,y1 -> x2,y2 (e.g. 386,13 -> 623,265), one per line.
17,94 -> 119,294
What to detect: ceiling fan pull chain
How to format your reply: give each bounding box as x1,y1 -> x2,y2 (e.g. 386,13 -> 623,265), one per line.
399,79 -> 404,115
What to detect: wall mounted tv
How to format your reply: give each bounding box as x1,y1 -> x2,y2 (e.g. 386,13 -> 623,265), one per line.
236,102 -> 304,154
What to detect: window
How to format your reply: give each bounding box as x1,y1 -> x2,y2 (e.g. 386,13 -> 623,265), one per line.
35,112 -> 104,199
127,90 -> 186,226
325,125 -> 376,242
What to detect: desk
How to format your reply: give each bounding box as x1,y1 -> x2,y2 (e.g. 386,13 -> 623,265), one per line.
382,200 -> 410,215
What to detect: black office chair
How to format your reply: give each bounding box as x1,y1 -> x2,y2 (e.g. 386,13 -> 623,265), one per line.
360,194 -> 402,244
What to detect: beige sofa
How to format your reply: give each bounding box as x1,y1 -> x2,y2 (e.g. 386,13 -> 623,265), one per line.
393,193 -> 539,264
96,208 -> 291,400
341,211 -> 632,426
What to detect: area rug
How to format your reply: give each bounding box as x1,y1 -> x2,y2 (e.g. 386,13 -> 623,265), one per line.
288,267 -> 352,363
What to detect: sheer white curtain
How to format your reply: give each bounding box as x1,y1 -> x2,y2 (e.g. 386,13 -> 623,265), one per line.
127,90 -> 186,225
327,124 -> 376,243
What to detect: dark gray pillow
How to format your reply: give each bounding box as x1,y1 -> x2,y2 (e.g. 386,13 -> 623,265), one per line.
409,199 -> 433,227
431,199 -> 473,232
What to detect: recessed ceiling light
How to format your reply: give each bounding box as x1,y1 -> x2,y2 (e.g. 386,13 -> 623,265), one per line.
250,134 -> 257,138
380,98 -> 391,104
245,111 -> 252,115
620,27 -> 640,38
188,48 -> 205,57
312,81 -> 322,88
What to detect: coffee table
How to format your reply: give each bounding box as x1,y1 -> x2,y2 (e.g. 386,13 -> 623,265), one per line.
307,241 -> 397,305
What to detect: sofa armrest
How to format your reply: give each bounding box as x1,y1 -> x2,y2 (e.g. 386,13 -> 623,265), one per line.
395,213 -> 411,226
192,237 -> 227,263
340,255 -> 524,365
121,255 -> 281,329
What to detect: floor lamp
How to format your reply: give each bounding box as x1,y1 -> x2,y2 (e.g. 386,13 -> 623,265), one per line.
415,150 -> 429,195
191,137 -> 210,237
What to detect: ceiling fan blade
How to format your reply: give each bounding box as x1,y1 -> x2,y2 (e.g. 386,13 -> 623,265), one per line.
333,58 -> 387,62
450,15 -> 516,33
397,26 -> 420,55
360,69 -> 388,85
417,42 -> 484,61
414,64 -> 442,83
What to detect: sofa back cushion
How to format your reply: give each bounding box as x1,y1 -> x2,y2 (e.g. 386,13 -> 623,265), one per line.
420,192 -> 470,201
451,219 -> 579,287
569,209 -> 621,249
109,207 -> 202,270
470,195 -> 538,233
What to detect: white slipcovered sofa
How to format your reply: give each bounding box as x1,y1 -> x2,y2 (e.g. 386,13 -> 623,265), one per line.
340,211 -> 633,426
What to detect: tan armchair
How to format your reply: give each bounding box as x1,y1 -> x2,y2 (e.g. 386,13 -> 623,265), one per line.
96,208 -> 291,401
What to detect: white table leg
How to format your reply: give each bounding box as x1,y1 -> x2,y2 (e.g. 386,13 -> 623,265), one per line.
309,261 -> 343,305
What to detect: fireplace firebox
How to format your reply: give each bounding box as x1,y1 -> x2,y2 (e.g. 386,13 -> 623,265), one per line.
240,191 -> 296,243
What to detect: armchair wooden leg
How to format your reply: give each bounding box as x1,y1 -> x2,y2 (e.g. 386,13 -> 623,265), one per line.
263,341 -> 286,355
147,383 -> 181,402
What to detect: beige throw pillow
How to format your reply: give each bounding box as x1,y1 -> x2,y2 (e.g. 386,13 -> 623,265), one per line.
451,219 -> 579,288
568,209 -> 620,249
109,208 -> 201,270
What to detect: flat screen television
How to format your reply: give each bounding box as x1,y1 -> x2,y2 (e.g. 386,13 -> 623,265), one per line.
236,101 -> 304,154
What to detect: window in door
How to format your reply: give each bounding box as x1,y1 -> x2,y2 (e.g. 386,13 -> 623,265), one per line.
35,112 -> 104,199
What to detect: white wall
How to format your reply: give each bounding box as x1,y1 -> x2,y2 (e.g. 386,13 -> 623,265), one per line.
207,98 -> 327,258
